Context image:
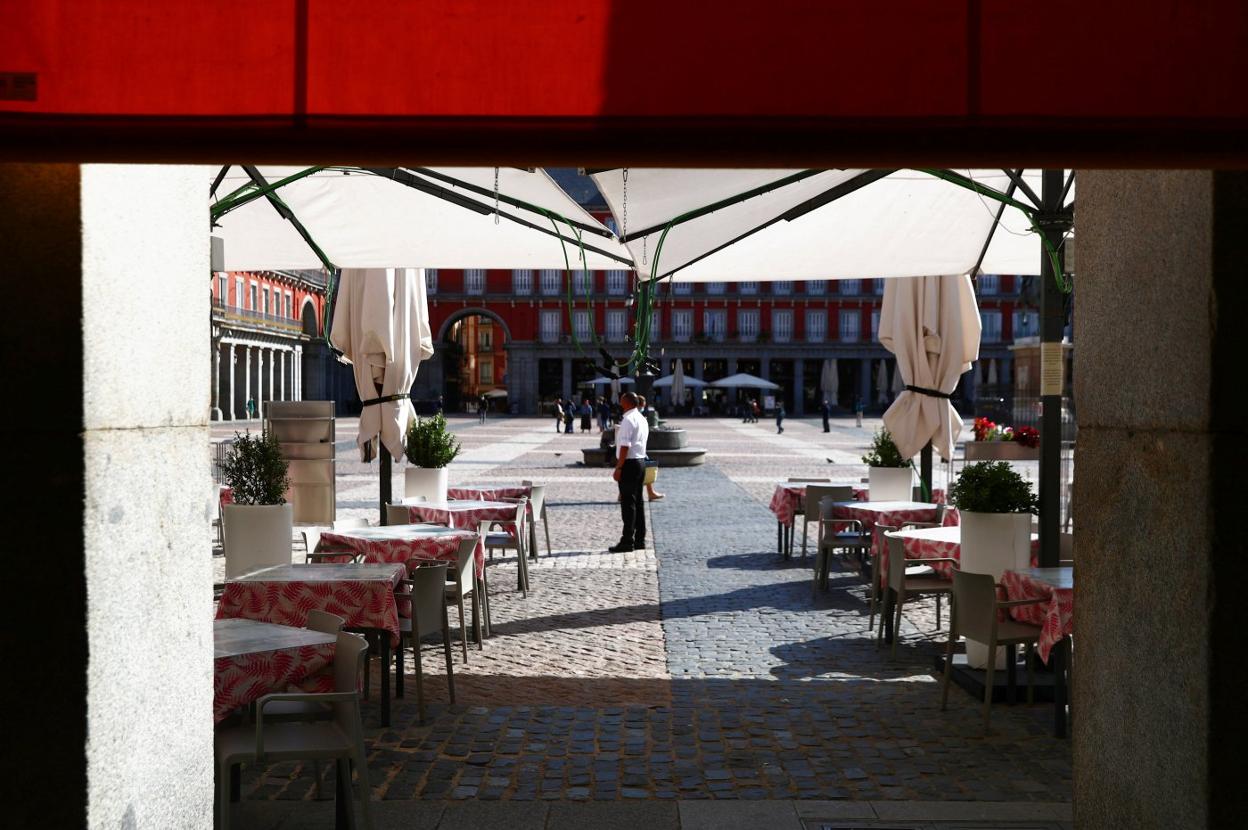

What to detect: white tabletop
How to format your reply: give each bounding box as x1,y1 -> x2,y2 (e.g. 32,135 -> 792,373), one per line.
834,500 -> 937,512
1011,566 -> 1074,590
213,618 -> 336,660
402,499 -> 516,511
230,563 -> 406,583
887,525 -> 962,543
326,524 -> 472,541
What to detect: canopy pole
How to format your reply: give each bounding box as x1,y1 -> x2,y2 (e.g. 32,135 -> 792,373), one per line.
1037,170 -> 1073,566
380,451 -> 391,525
920,441 -> 933,500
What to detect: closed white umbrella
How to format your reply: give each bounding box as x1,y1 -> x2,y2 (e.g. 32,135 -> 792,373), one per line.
330,268 -> 433,462
891,359 -> 904,395
986,358 -> 999,387
875,360 -> 888,406
879,274 -> 981,460
671,360 -> 686,402
820,358 -> 838,406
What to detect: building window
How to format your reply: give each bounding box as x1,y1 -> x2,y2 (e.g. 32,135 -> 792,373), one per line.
539,310 -> 561,343
540,269 -> 562,295
649,310 -> 660,340
573,309 -> 593,342
479,358 -> 493,385
606,270 -> 628,295
839,310 -> 860,342
672,309 -> 693,342
772,281 -> 792,295
805,280 -> 825,295
839,279 -> 860,295
235,277 -> 243,307
739,281 -> 759,295
423,269 -> 438,294
704,309 -> 727,342
1013,309 -> 1038,338
217,275 -> 227,303
478,323 -> 493,350
674,281 -> 693,295
979,274 -> 1000,295
805,310 -> 827,342
249,281 -> 258,310
772,309 -> 794,342
573,270 -> 593,294
465,269 -> 486,295
738,308 -> 760,342
706,282 -> 726,295
981,310 -> 1003,342
874,278 -> 885,294
871,309 -> 880,341
606,309 -> 628,342
512,269 -> 533,294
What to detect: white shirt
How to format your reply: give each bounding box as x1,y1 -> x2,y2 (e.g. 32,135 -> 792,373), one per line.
615,407 -> 649,460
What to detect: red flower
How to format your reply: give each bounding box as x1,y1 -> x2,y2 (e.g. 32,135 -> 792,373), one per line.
1013,426 -> 1040,448
972,417 -> 996,442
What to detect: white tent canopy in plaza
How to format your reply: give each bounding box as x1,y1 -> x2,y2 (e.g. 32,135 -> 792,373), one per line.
590,168 -> 1070,282
580,376 -> 635,386
711,373 -> 781,390
652,372 -> 707,388
214,166 -> 631,271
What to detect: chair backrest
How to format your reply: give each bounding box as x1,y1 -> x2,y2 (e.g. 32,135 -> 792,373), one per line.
874,523 -> 898,554
385,504 -> 414,526
333,518 -> 368,530
951,569 -> 999,643
510,496 -> 529,538
805,484 -> 846,518
935,504 -> 947,524
788,477 -> 831,483
331,631 -> 369,728
1059,532 -> 1074,562
449,535 -> 477,592
306,609 -> 344,634
301,529 -> 322,557
526,484 -> 545,514
410,562 -> 450,634
818,496 -> 840,521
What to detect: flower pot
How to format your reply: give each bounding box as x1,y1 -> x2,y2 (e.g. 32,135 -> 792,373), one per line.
869,466 -> 914,502
222,502 -> 293,579
405,466 -> 449,503
958,510 -> 1033,668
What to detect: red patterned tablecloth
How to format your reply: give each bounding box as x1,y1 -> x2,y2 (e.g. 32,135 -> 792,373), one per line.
400,499 -> 521,566
831,500 -> 946,565
213,619 -> 335,724
883,525 -> 1040,589
216,563 -> 406,645
319,525 -> 480,576
768,484 -> 947,526
448,484 -> 532,502
1001,568 -> 1074,664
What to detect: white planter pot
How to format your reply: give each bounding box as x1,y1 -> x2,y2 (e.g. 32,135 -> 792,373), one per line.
958,510 -> 1033,668
405,466 -> 449,503
222,503 -> 293,579
869,466 -> 914,502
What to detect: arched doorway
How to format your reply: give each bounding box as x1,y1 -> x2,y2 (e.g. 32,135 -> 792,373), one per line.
438,308 -> 512,414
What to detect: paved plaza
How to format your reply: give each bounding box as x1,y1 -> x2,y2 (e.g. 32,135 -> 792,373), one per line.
213,414 -> 1072,826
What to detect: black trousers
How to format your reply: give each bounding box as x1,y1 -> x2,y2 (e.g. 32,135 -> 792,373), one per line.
618,458 -> 646,546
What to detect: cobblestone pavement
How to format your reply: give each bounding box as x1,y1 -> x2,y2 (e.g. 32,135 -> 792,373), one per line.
221,415 -> 1071,806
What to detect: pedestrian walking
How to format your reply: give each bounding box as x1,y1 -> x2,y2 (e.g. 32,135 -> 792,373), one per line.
776,402 -> 786,433
597,397 -> 610,432
553,397 -> 564,432
479,393 -> 488,423
750,399 -> 761,423
564,401 -> 576,434
854,395 -> 864,428
821,398 -> 831,432
609,392 -> 649,552
579,398 -> 593,432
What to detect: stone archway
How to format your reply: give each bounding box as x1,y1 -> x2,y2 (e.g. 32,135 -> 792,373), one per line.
437,308 -> 513,415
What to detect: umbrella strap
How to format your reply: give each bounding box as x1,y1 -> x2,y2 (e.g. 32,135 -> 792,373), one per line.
361,393 -> 411,407
905,384 -> 952,399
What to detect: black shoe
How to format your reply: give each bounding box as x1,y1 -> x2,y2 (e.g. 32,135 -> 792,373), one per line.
633,540 -> 646,550
608,542 -> 634,553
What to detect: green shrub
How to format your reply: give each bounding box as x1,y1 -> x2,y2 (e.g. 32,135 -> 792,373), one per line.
949,461 -> 1038,514
404,413 -> 462,468
221,431 -> 289,505
861,429 -> 909,468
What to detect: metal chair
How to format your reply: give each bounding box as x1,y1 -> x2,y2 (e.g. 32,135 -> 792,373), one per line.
812,497 -> 867,595
520,482 -> 551,558
483,497 -> 530,596
215,631 -> 372,830
882,535 -> 955,656
394,562 -> 455,725
941,569 -> 1045,731
801,484 -> 854,558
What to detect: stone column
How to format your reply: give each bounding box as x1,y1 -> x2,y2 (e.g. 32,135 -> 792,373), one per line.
1075,171 -> 1246,829
257,346 -> 266,420
0,164 -> 212,827
858,358 -> 871,408
294,345 -> 303,400
793,357 -> 806,416
211,343 -> 222,420
227,342 -> 236,420
561,357 -> 572,401
267,346 -> 275,412
279,348 -> 286,401
244,345 -> 252,420
726,356 -> 739,405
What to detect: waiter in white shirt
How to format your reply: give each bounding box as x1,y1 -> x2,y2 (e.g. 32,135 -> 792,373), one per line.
609,391 -> 649,552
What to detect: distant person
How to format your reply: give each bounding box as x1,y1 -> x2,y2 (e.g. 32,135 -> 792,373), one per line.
750,399 -> 761,423
553,397 -> 564,432
436,395 -> 444,414
609,392 -> 649,552
597,397 -> 610,432
579,398 -> 593,432
776,402 -> 786,434
564,400 -> 576,434
821,398 -> 832,432
246,398 -> 257,419
854,395 -> 864,428
478,393 -> 489,423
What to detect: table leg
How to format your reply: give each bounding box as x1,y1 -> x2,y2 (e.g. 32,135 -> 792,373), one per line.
529,520 -> 538,561
882,588 -> 896,644
1006,643 -> 1017,705
229,763 -> 240,802
777,521 -> 783,555
334,757 -> 356,830
1053,637 -> 1068,738
379,633 -> 391,729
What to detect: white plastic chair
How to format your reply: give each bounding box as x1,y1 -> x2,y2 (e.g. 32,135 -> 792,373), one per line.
483,497 -> 530,597
444,535 -> 483,659
394,562 -> 455,725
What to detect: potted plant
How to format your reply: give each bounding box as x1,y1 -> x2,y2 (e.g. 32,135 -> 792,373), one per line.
964,417 -> 1041,461
403,412 -> 461,503
220,430 -> 292,578
861,428 -> 914,501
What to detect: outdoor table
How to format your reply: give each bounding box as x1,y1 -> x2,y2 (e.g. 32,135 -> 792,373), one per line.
447,483 -> 540,558
216,563 -> 405,727
213,618 -> 336,724
1002,566 -> 1075,738
768,484 -> 949,555
398,498 -> 525,589
884,525 -> 1041,588
319,524 -> 479,575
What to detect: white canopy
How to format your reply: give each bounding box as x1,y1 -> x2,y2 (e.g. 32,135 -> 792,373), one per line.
711,373 -> 781,390
214,166 -> 631,271
879,274 -> 981,461
580,375 -> 635,386
652,372 -> 707,388
591,168 -> 1070,282
330,268 -> 433,462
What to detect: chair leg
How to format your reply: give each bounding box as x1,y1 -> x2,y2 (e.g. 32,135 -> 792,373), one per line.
395,632 -> 405,698
982,643 -> 997,732
443,602 -> 456,705
313,759 -> 324,800
413,624 -> 426,726
1006,643 -> 1017,705
543,515 -> 552,557
353,749 -> 374,830
941,604 -> 957,710
217,759 -> 233,830
480,571 -> 492,636
868,573 -> 878,636
936,594 -> 942,630
471,589 -> 484,650
1025,643 -> 1035,704
457,595 -> 468,662
891,592 -> 904,657
800,516 -> 809,558
334,757 -> 356,830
